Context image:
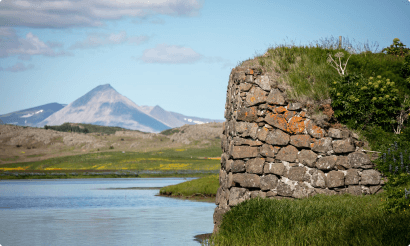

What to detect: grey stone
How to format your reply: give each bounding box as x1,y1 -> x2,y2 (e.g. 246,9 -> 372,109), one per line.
335,156 -> 350,169
315,155 -> 338,171
290,135 -> 311,148
333,138 -> 355,153
348,152 -> 371,168
245,74 -> 254,83
246,87 -> 268,106
257,127 -> 269,141
237,107 -> 258,122
246,158 -> 265,174
276,182 -> 293,197
298,149 -> 318,167
311,169 -> 326,188
255,75 -> 271,91
326,171 -> 345,188
250,190 -> 267,198
216,187 -> 229,207
288,167 -> 306,182
264,162 -> 285,176
260,144 -> 276,158
266,190 -> 278,197
369,185 -> 382,194
213,207 -> 230,232
233,137 -> 263,146
315,188 -> 337,195
328,128 -> 351,139
265,129 -> 290,146
361,169 -> 381,185
293,183 -> 315,199
229,187 -> 250,206
230,146 -> 259,159
240,83 -> 252,92
233,173 -> 261,188
311,137 -> 333,153
267,89 -> 286,105
306,120 -> 326,139
345,169 -> 360,185
347,185 -> 362,196
276,145 -> 298,162
264,113 -> 288,132
231,160 -> 246,173
260,175 -> 279,191
287,102 -> 302,111
226,159 -> 234,172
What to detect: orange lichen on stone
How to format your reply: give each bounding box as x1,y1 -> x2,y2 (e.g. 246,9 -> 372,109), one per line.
250,96 -> 256,103
265,113 -> 287,131
249,69 -> 254,75
286,116 -> 305,134
299,111 -> 306,118
275,106 -> 287,114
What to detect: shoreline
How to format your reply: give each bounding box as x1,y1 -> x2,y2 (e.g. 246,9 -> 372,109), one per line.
157,193 -> 216,203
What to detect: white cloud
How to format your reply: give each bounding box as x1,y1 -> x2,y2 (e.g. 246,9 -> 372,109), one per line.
69,31 -> 149,49
0,62 -> 35,72
140,44 -> 202,63
0,27 -> 71,59
0,0 -> 203,28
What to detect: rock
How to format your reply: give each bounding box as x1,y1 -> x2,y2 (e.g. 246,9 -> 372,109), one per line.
284,111 -> 297,121
311,169 -> 326,188
237,107 -> 258,122
233,173 -> 261,188
288,167 -> 306,182
345,169 -> 360,185
255,75 -> 271,91
213,207 -> 230,232
315,155 -> 338,171
293,183 -> 314,199
225,159 -> 233,172
347,185 -> 362,196
328,128 -> 350,139
264,162 -> 285,176
276,145 -> 298,162
246,158 -> 265,174
326,171 -> 345,188
286,116 -> 306,134
276,181 -> 294,197
333,138 -> 355,153
230,146 -> 259,159
260,144 -> 276,158
233,137 -> 263,146
306,120 -> 326,139
311,137 -> 333,153
240,83 -> 252,92
335,156 -> 350,169
266,190 -> 278,197
245,75 -> 254,83
231,160 -> 246,173
264,113 -> 288,131
287,102 -> 302,111
298,149 -> 318,167
229,187 -> 250,206
260,175 -> 279,191
290,135 -> 311,148
257,127 -> 269,141
348,152 -> 371,168
246,87 -> 268,106
233,72 -> 246,82
265,129 -> 290,146
266,89 -> 286,105
369,185 -> 382,194
361,169 -> 381,185
315,188 -> 337,195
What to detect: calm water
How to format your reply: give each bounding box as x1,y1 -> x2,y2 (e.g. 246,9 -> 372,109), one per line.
0,178 -> 216,246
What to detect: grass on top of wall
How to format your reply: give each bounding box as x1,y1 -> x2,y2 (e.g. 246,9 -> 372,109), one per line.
208,193 -> 410,246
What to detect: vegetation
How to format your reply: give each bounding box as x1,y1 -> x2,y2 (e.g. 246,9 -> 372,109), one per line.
0,146 -> 221,175
206,36 -> 410,245
207,195 -> 410,246
44,122 -> 145,135
160,174 -> 219,198
160,128 -> 182,136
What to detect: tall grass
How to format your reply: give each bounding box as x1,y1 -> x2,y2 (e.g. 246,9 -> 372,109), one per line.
159,174 -> 219,197
208,194 -> 410,246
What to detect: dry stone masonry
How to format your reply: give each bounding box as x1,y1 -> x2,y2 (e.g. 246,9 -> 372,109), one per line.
213,67 -> 384,232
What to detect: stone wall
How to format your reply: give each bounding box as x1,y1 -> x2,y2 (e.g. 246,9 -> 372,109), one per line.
213,67 -> 384,233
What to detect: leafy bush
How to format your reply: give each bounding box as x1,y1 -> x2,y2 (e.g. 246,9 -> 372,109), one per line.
330,73 -> 402,131
382,38 -> 410,57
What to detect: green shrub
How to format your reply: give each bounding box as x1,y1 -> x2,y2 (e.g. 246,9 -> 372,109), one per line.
330,73 -> 402,131
382,38 -> 410,57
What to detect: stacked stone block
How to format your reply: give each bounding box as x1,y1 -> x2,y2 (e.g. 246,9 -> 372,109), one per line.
213,67 -> 383,232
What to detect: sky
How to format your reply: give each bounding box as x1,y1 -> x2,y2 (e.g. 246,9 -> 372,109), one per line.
0,0 -> 410,120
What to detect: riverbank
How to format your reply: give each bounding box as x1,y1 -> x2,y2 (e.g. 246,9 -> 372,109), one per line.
159,175 -> 219,203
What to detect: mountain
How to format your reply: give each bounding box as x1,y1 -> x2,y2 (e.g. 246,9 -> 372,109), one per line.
0,103 -> 66,127
34,84 -> 223,133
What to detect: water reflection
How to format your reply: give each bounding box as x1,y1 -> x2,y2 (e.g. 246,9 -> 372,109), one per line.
0,178 -> 215,246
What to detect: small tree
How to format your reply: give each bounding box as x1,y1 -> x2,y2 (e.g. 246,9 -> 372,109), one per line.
382,38 -> 410,57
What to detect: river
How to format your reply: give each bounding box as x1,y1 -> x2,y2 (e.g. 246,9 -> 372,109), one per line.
0,178 -> 216,246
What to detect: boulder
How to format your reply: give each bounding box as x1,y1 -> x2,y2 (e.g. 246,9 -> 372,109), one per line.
326,171 -> 345,188
276,145 -> 298,162
298,149 -> 318,167
246,158 -> 265,174
315,155 -> 338,171
233,173 -> 261,188
265,129 -> 290,146
264,162 -> 285,176
260,175 -> 279,191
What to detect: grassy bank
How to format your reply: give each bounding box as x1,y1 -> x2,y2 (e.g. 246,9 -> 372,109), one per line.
208,193 -> 410,246
159,174 -> 219,202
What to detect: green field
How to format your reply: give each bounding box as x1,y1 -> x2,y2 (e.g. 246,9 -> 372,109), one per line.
0,146 -> 221,171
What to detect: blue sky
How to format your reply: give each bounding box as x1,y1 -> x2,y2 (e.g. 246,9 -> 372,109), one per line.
1,0 -> 409,120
